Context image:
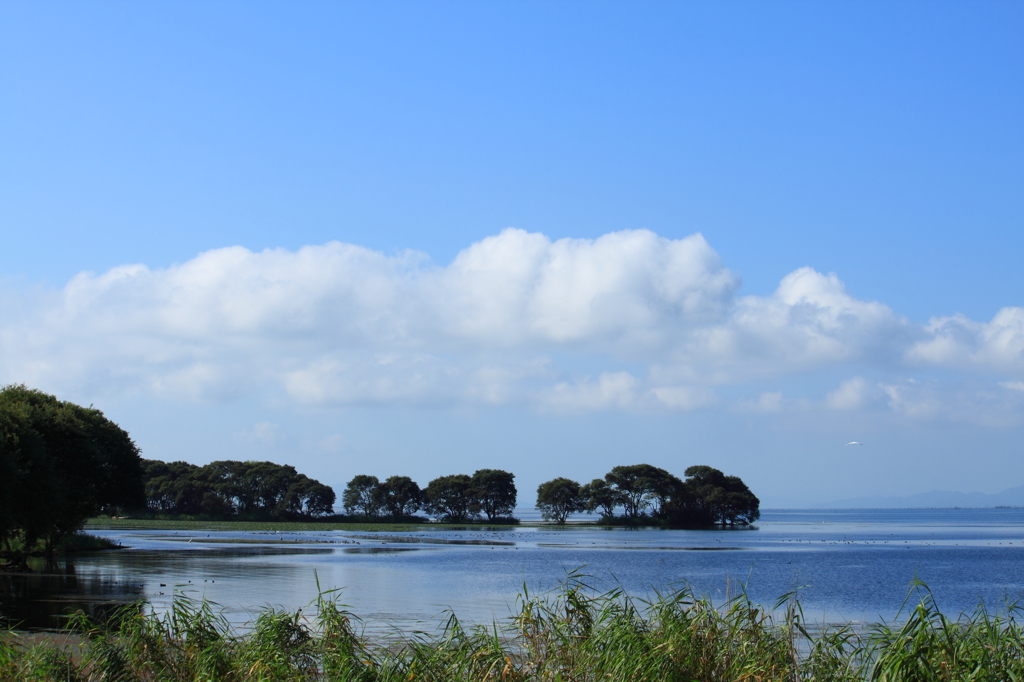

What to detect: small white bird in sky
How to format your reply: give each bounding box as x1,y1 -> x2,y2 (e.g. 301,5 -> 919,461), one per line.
846,442 -> 864,446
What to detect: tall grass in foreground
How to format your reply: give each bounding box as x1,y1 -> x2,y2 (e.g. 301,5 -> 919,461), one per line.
2,576 -> 1023,681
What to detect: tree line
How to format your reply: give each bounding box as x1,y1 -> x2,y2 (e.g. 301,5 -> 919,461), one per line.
342,470 -> 517,522
142,459 -> 336,520
0,385 -> 145,556
2,385 -> 760,561
346,464 -> 760,528
536,464 -> 760,528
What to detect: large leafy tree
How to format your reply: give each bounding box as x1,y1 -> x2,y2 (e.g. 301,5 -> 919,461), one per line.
302,481 -> 337,516
144,460 -> 202,514
719,475 -> 760,526
604,464 -> 678,519
375,476 -> 423,518
191,462 -> 242,516
278,474 -> 336,517
536,478 -> 585,525
470,469 -> 517,521
0,405 -> 44,550
251,462 -> 298,513
661,465 -> 760,528
424,474 -> 479,522
342,475 -> 382,517
0,385 -> 145,554
581,478 -> 623,518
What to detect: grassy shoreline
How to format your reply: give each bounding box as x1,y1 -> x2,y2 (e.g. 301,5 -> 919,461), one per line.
1,532 -> 121,566
3,578 -> 1023,681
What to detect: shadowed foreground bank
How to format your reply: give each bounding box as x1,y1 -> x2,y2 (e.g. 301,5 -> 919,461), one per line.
2,577 -> 1022,681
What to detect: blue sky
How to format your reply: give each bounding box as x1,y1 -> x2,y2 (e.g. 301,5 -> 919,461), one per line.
1,1 -> 1022,507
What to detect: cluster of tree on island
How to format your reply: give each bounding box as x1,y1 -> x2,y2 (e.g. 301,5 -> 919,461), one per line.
340,470 -> 518,522
142,459 -> 336,519
535,464 -> 760,527
1,385 -> 760,559
340,464 -> 759,528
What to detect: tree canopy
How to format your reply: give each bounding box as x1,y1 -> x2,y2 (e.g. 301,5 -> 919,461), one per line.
0,385 -> 145,554
376,476 -> 423,518
580,479 -> 623,518
470,469 -> 517,521
542,463 -> 760,528
423,474 -> 479,522
535,478 -> 585,525
660,465 -> 761,528
342,475 -> 382,517
340,469 -> 518,523
603,464 -> 681,519
143,459 -> 335,519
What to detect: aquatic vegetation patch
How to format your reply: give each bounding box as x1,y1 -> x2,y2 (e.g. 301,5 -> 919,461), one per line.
2,577 -> 1023,680
1,532 -> 120,565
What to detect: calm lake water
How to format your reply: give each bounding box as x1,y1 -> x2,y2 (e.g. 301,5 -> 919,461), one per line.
4,508 -> 1024,633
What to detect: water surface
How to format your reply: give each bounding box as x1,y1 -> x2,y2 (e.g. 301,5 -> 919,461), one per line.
4,508 -> 1024,633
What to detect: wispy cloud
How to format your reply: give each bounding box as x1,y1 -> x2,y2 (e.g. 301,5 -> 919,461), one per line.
826,377 -> 871,411
234,421 -> 285,445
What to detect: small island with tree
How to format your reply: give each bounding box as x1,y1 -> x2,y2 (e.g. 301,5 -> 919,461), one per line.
537,463 -> 760,528
141,459 -> 336,520
340,469 -> 519,523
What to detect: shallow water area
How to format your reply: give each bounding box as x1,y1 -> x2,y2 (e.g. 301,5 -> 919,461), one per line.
4,508 -> 1024,635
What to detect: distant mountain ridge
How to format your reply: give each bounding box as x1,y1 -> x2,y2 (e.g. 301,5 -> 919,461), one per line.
812,484 -> 1024,509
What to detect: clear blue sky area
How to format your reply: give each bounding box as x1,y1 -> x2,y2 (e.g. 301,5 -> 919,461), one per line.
1,2 -> 1022,506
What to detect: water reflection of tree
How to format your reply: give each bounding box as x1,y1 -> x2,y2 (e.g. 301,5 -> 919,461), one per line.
0,558 -> 144,630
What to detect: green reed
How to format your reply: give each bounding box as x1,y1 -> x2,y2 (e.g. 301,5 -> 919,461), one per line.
2,575 -> 1023,681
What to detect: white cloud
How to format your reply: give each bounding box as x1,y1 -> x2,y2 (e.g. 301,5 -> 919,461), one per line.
538,374 -> 717,413
431,229 -> 738,348
878,379 -> 1024,426
881,381 -> 942,421
540,372 -> 640,412
696,268 -> 908,376
907,308 -> 1024,372
0,228 -> 1020,417
826,377 -> 870,410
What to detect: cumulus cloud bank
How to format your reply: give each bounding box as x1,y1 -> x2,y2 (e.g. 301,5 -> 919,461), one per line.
1,228 -> 1021,416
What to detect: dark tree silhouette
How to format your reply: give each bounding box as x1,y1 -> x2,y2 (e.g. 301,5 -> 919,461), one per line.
471,469 -> 517,520
581,478 -> 624,518
376,476 -> 423,518
141,459 -> 335,519
604,464 -> 677,519
536,478 -> 585,524
342,475 -> 382,517
0,385 -> 145,555
424,474 -> 479,522
660,465 -> 760,528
